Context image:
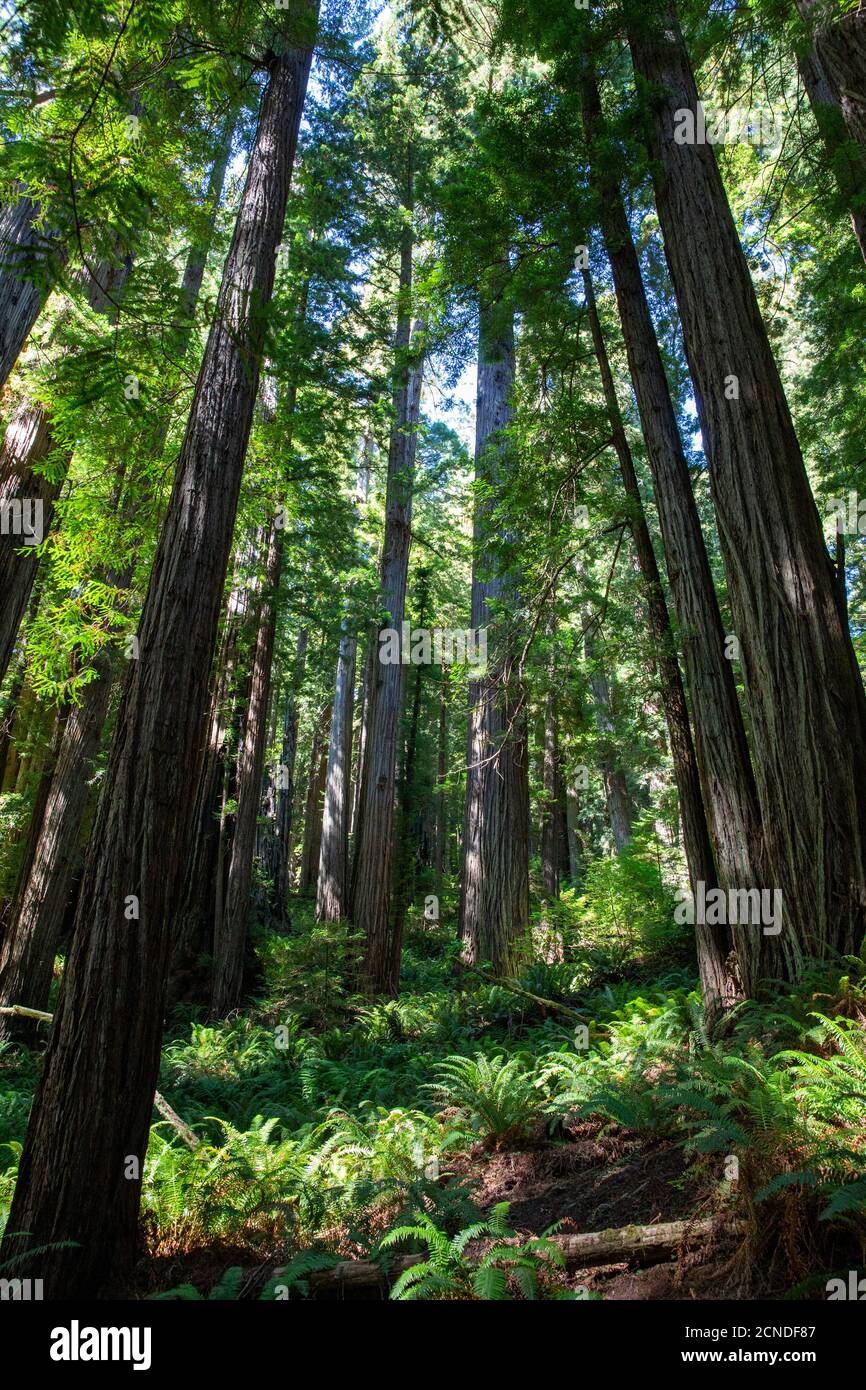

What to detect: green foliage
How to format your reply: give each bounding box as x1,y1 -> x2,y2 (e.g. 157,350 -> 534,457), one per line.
381,1202 -> 583,1301
424,1053 -> 544,1145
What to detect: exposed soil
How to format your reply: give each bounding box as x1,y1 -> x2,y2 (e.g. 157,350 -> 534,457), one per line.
448,1119 -> 738,1300
460,1121 -> 711,1235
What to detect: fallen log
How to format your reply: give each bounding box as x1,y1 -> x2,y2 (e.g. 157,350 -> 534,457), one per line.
301,1215 -> 744,1292
461,965 -> 585,1022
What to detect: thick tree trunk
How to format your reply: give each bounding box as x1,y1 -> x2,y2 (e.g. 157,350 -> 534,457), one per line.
459,301 -> 531,976
582,65 -> 767,995
316,630 -> 357,922
212,519 -> 283,1016
353,147 -> 426,993
6,155 -> 231,1022
795,0 -> 866,150
798,41 -> 866,262
1,28 -> 317,1298
582,268 -> 737,1015
630,5 -> 866,976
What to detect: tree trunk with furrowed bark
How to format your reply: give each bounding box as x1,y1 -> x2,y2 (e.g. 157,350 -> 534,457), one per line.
316,629 -> 357,922
582,267 -> 738,1018
212,518 -> 283,1017
629,2 -> 866,979
1,22 -> 317,1298
352,145 -> 426,995
459,299 -> 530,976
581,63 -> 767,996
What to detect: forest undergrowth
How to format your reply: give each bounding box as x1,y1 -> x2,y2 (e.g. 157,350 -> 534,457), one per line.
3,845 -> 864,1302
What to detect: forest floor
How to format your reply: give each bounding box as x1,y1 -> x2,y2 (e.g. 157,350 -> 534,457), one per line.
1,889 -> 865,1300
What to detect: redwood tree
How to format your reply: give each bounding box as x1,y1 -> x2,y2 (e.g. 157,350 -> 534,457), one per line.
1,17 -> 318,1297
629,2 -> 866,975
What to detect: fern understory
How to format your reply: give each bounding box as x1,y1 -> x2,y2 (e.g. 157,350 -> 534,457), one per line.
1,861 -> 865,1301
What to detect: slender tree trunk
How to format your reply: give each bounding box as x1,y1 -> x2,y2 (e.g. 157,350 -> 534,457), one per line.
1,27 -> 317,1298
630,4 -> 866,975
582,64 -> 767,994
584,619 -> 635,854
459,300 -> 531,975
540,658 -> 561,902
273,627 -> 307,916
434,676 -> 448,894
316,630 -> 357,922
582,268 -> 737,1014
389,569 -> 430,960
565,785 -> 582,885
299,702 -> 332,896
349,619 -> 379,854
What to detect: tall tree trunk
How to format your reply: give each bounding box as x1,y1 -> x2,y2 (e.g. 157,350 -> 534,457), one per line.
795,0 -> 866,150
273,627 -> 307,916
5,142 -> 234,1023
316,629 -> 357,921
0,669 -> 108,1039
212,519 -> 283,1016
797,40 -> 866,262
1,26 -> 317,1298
540,653 -> 561,902
389,568 -> 430,961
298,702 -> 332,896
584,618 -> 635,854
565,784 -> 582,886
352,146 -> 426,994
582,64 -> 767,995
459,300 -> 531,976
434,675 -> 448,895
582,267 -> 737,1015
630,4 -> 866,976
349,619 -> 379,851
